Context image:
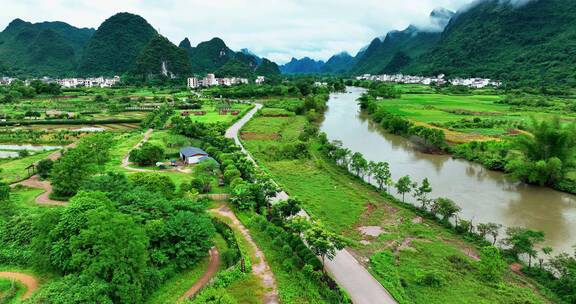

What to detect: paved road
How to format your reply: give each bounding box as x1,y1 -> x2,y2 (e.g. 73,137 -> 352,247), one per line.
225,103 -> 398,304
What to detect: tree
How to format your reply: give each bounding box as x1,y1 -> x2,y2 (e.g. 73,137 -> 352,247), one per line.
129,173 -> 176,198
506,117 -> 576,186
350,152 -> 368,178
502,227 -> 545,266
0,181 -> 9,201
478,246 -> 507,282
304,223 -> 346,275
272,198 -> 302,220
69,207 -> 149,304
373,162 -> 391,191
163,211 -> 216,269
51,148 -> 97,197
414,178 -> 432,209
367,161 -> 376,183
129,143 -> 164,166
395,175 -> 412,202
431,198 -> 461,223
37,159 -> 54,179
539,247 -> 553,269
476,222 -> 502,245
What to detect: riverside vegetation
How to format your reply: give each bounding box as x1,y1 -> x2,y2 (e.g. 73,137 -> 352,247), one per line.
355,80 -> 576,195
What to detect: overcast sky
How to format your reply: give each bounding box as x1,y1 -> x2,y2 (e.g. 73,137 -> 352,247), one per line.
0,0 -> 475,64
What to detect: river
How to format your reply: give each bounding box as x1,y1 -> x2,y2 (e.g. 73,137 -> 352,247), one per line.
320,87 -> 576,254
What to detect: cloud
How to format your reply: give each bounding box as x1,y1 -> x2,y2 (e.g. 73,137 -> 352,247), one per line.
0,0 -> 475,63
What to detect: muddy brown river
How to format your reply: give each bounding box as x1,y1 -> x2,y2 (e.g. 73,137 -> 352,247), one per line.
320,87 -> 576,253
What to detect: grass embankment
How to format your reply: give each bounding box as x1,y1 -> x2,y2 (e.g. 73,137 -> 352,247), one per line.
241,108 -> 551,303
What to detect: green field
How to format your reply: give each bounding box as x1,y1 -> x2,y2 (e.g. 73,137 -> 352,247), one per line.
0,150 -> 55,183
377,89 -> 576,143
240,106 -> 551,303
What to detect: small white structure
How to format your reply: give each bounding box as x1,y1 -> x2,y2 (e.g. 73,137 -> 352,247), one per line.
255,76 -> 266,85
187,77 -> 199,89
179,147 -> 209,164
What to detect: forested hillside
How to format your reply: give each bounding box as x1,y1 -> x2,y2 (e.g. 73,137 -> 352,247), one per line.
180,37 -> 280,78
351,8 -> 454,75
0,19 -> 94,75
406,0 -> 576,86
78,13 -> 158,76
132,35 -> 191,79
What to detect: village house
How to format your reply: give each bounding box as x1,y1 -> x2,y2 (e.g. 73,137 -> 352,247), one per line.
355,73 -> 499,88
179,146 -> 210,164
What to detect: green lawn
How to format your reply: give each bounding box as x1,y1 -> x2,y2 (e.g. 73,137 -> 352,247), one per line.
0,151 -> 55,184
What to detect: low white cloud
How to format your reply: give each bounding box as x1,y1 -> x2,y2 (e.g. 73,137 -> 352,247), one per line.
0,0 -> 474,63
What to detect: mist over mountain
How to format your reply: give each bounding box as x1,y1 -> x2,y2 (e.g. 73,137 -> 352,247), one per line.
406,0 -> 576,86
351,8 -> 454,75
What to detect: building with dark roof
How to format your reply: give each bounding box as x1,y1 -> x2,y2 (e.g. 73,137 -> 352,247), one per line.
179,146 -> 209,164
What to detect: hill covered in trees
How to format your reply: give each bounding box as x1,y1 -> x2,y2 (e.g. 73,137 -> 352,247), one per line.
0,13 -> 279,79
78,13 -> 158,76
406,0 -> 576,87
0,19 -> 95,76
179,37 -> 280,78
132,35 -> 191,79
351,8 -> 454,75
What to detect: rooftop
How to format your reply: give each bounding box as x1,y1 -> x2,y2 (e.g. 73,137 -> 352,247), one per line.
180,146 -> 208,157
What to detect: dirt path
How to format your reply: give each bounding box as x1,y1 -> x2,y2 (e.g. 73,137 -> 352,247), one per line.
211,205 -> 279,304
177,248 -> 220,303
121,129 -> 156,172
12,175 -> 66,206
0,272 -> 39,299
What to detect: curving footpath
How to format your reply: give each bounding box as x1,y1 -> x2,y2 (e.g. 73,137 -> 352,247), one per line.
178,248 -> 220,303
12,175 -> 66,206
225,103 -> 398,304
211,204 -> 279,304
121,129 -> 155,172
0,272 -> 39,299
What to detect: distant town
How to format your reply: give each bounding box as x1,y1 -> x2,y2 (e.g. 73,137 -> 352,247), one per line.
1,74 -> 268,89
356,74 -> 502,89
187,74 -> 266,89
0,76 -> 121,88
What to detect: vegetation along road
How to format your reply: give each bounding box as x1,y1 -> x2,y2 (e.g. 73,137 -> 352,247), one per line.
225,101 -> 397,304
0,272 -> 39,299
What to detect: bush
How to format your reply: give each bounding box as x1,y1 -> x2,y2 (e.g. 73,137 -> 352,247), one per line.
37,159 -> 54,179
129,143 -> 165,166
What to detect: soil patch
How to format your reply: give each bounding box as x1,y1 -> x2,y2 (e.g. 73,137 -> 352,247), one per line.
358,226 -> 385,237
240,132 -> 280,141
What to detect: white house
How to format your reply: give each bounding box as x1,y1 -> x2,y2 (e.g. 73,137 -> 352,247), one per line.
179,147 -> 209,164
187,77 -> 199,88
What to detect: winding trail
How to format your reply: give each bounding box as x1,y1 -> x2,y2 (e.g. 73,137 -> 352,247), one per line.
211,204 -> 279,304
9,142 -> 77,206
0,272 -> 39,299
121,129 -> 156,172
177,248 -> 220,303
225,103 -> 398,304
12,175 -> 66,206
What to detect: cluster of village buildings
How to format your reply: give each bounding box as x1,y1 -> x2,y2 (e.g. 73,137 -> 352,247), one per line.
356,74 -> 502,89
187,74 -> 266,89
0,76 -> 121,88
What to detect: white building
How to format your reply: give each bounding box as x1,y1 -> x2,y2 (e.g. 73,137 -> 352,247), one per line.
255,76 -> 266,85
187,77 -> 199,89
